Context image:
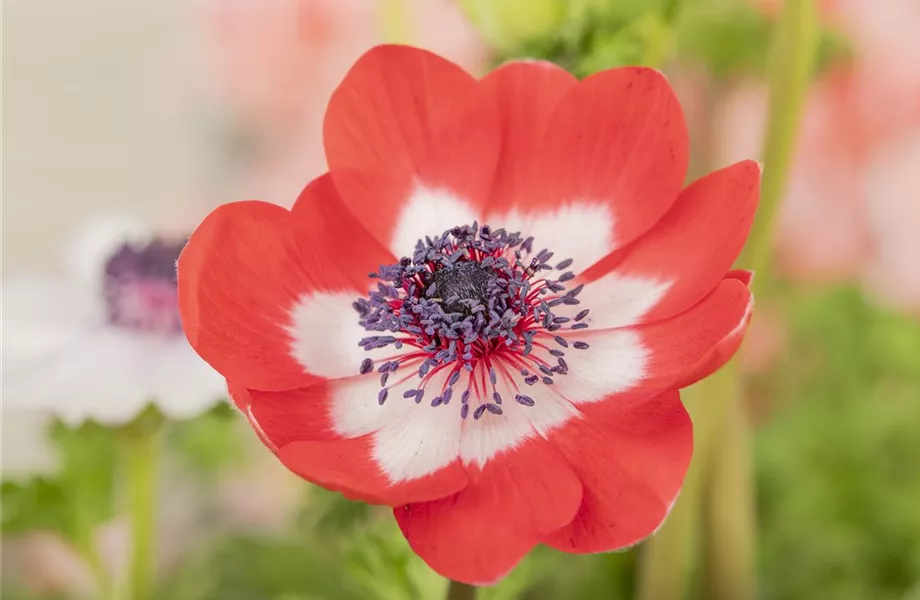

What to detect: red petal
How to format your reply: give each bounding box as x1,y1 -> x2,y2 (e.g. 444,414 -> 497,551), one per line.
178,175 -> 393,391
581,161 -> 761,323
537,67 -> 689,251
324,45 -> 500,252
278,437 -> 468,506
245,385 -> 340,449
394,438 -> 582,585
726,269 -> 755,287
634,277 -> 753,390
477,60 -> 577,214
544,390 -> 691,553
179,201 -> 324,391
671,275 -> 755,389
290,172 -> 396,290
226,381 -> 279,454
247,371 -> 470,506
552,278 -> 754,405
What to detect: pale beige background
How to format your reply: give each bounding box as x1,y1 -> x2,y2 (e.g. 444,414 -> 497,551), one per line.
2,0 -> 215,272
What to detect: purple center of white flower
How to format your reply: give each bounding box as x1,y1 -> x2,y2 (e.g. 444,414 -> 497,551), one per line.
354,223 -> 591,420
103,239 -> 186,334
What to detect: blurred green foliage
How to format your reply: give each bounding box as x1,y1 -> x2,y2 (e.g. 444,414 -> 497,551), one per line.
167,402 -> 247,476
753,286 -> 920,600
2,421 -> 118,541
478,0 -> 849,77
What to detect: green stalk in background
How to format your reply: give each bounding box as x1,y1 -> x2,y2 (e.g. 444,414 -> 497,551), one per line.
640,0 -> 682,67
737,0 -> 820,273
637,366 -> 737,600
123,421 -> 160,600
638,1 -> 818,599
703,2 -> 819,599
380,0 -> 410,45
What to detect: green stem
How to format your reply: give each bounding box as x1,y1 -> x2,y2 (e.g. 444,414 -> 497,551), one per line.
380,0 -> 410,45
636,463 -> 700,600
737,0 -> 820,272
636,366 -> 736,600
661,0 -> 681,23
699,3 -> 819,598
446,580 -> 477,600
702,398 -> 756,600
70,448 -> 115,600
640,0 -> 682,68
125,426 -> 158,600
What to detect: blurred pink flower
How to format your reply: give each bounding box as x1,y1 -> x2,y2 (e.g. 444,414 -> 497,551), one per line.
3,533 -> 94,598
861,131 -> 920,315
715,0 -> 920,312
200,0 -> 486,209
217,447 -> 304,530
2,521 -> 128,599
199,0 -> 486,153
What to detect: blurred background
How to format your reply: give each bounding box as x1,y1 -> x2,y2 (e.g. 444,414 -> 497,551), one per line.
2,0 -> 919,599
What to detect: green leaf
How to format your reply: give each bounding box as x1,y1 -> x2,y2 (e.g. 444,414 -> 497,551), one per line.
167,401 -> 246,475
2,420 -> 119,541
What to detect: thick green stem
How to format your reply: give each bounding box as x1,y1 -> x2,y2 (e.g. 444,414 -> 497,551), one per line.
703,398 -> 756,600
738,0 -> 820,271
700,2 -> 819,599
125,427 -> 158,600
380,0 -> 410,45
640,0 -> 682,68
636,462 -> 700,600
637,366 -> 736,600
446,580 -> 477,600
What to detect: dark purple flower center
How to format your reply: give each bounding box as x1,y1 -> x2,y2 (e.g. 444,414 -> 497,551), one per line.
354,223 -> 591,419
103,238 -> 187,334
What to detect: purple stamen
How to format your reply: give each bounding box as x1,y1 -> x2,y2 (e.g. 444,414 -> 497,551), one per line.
555,258 -> 573,270
515,394 -> 535,407
351,223 -> 595,418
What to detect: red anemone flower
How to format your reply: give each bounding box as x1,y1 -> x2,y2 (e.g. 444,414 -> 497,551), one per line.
178,45 -> 760,585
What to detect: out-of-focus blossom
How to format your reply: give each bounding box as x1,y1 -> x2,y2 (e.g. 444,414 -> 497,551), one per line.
179,45 -> 760,584
715,0 -> 920,312
1,520 -> 128,599
199,0 -> 485,145
216,450 -> 304,530
2,533 -> 95,598
200,0 -> 487,205
1,217 -> 225,426
861,131 -> 920,315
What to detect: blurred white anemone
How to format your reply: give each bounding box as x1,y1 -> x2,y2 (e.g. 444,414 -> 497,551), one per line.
2,217 -> 226,426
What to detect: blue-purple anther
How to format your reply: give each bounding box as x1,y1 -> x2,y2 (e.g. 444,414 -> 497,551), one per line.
103,238 -> 187,334
354,223 -> 591,417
